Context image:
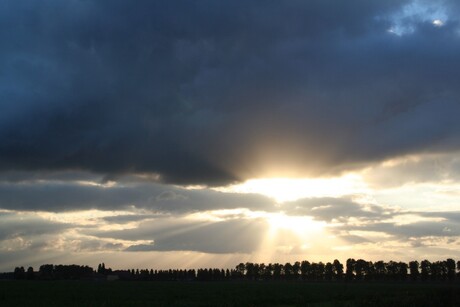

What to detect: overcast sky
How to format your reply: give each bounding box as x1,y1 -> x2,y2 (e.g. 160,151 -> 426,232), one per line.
1,0 -> 460,271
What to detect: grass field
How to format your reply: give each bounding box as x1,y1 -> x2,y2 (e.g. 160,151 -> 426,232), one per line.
1,280 -> 459,306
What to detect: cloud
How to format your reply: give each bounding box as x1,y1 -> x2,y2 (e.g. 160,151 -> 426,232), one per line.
282,197 -> 391,222
280,195 -> 460,242
86,195 -> 460,254
0,1 -> 460,185
92,217 -> 268,254
75,240 -> 125,252
0,175 -> 275,212
342,220 -> 460,239
362,153 -> 460,188
0,211 -> 70,241
102,214 -> 161,224
339,235 -> 373,244
1,195 -> 459,261
419,211 -> 460,223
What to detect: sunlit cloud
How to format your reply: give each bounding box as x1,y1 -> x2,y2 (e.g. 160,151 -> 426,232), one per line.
215,174 -> 368,203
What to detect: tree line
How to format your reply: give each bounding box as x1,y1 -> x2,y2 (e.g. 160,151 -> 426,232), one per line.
7,258 -> 460,282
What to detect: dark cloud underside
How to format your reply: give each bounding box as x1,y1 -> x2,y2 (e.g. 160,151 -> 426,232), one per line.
0,179 -> 274,212
1,0 -> 460,185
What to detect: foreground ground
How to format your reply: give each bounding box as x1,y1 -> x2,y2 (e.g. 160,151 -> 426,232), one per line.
0,280 -> 459,306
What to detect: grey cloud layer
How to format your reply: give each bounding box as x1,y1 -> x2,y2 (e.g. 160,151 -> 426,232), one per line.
0,175 -> 274,212
1,0 -> 460,185
85,196 -> 460,253
278,196 -> 460,246
363,153 -> 460,188
0,212 -> 70,241
122,218 -> 268,254
281,197 -> 391,222
1,194 -> 459,256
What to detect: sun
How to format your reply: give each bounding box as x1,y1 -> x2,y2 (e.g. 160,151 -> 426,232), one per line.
216,174 -> 367,203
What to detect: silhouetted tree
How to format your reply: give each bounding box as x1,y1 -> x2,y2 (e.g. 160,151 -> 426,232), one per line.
385,261 -> 396,280
253,263 -> 260,280
433,262 -> 442,280
245,262 -> 255,280
26,267 -> 34,280
300,261 -> 310,280
445,259 -> 456,281
313,262 -> 325,280
273,263 -> 282,280
13,267 -> 25,280
421,260 -> 431,281
430,261 -> 441,281
284,262 -> 293,280
293,261 -> 301,280
12,257 -> 460,283
346,258 -> 355,281
325,262 -> 333,281
355,259 -> 368,280
409,261 -> 419,281
398,262 -> 408,280
374,261 -> 386,280
332,259 -> 343,280
39,264 -> 54,279
367,261 -> 376,280
263,263 -> 273,280
235,263 -> 245,279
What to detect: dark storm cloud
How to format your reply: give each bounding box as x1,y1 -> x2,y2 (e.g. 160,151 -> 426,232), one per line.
1,0 -> 460,185
0,176 -> 275,212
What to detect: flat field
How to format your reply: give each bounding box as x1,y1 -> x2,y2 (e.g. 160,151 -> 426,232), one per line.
1,280 -> 459,306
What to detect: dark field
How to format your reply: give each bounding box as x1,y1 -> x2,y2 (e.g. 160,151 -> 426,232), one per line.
1,280 -> 459,306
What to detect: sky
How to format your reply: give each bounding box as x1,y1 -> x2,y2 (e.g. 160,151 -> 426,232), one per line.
1,0 -> 460,271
